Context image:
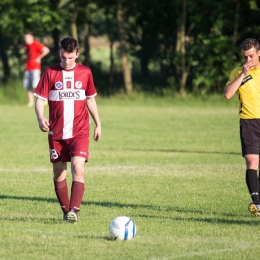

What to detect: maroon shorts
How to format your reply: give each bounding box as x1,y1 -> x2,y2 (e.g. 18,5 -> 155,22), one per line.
48,134 -> 89,163
240,119 -> 260,157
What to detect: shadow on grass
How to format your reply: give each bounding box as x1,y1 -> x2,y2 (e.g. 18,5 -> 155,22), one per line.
0,216 -> 64,225
124,148 -> 241,156
0,195 -> 203,214
1,195 -> 259,226
133,214 -> 260,226
76,235 -> 113,241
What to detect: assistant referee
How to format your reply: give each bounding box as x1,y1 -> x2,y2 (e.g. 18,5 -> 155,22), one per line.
224,38 -> 260,217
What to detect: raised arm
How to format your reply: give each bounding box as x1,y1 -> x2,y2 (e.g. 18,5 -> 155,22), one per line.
224,73 -> 244,99
224,61 -> 254,99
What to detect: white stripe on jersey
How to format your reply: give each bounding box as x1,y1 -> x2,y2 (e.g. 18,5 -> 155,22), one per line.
63,99 -> 74,139
48,70 -> 87,139
63,70 -> 74,139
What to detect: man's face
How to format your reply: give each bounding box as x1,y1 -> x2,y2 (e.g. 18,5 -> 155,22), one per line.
242,47 -> 260,68
24,34 -> 34,44
59,49 -> 79,70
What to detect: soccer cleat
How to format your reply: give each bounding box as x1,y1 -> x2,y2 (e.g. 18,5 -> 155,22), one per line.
248,203 -> 260,216
66,210 -> 78,224
63,212 -> 69,222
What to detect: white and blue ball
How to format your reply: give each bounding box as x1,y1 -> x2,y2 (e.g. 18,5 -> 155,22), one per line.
109,216 -> 137,241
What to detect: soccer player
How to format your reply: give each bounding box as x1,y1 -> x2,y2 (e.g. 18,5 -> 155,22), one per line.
34,37 -> 101,223
224,38 -> 260,216
23,31 -> 50,107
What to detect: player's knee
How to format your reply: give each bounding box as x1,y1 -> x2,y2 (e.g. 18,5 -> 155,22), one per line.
71,164 -> 84,177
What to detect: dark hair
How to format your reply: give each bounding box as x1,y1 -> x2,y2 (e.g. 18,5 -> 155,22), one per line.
24,30 -> 33,36
59,37 -> 79,53
240,38 -> 260,51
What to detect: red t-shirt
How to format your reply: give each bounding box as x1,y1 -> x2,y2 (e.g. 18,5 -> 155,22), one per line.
34,63 -> 97,140
25,41 -> 45,70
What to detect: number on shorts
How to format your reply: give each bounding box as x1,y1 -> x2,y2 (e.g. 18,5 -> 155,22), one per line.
50,149 -> 59,160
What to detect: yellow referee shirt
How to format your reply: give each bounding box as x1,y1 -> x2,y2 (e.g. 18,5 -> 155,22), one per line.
226,67 -> 260,119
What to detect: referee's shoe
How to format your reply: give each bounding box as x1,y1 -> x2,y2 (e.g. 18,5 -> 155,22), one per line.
248,203 -> 260,216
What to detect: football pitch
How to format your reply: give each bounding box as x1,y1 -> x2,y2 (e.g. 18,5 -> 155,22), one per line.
0,99 -> 259,260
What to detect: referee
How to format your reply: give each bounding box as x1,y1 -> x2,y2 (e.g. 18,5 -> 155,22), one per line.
224,38 -> 260,216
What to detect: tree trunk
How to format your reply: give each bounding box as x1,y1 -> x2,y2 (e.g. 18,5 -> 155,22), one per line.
51,28 -> 60,64
175,0 -> 189,96
70,1 -> 78,41
141,30 -> 149,78
83,4 -> 90,66
49,1 -> 60,64
117,0 -> 133,94
109,37 -> 115,94
229,0 -> 240,70
0,34 -> 10,83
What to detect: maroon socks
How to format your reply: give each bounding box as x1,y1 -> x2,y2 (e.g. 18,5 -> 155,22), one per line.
69,181 -> 85,213
54,179 -> 85,214
54,179 -> 70,213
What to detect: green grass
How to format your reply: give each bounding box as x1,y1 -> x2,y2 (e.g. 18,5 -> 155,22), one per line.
0,97 -> 259,260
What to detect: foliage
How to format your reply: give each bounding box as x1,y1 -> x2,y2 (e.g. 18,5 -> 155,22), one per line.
1,0 -> 260,95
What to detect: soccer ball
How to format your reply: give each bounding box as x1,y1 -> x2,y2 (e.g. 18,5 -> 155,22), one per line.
109,216 -> 137,241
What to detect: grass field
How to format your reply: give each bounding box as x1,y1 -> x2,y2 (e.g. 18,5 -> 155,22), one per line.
0,97 -> 259,260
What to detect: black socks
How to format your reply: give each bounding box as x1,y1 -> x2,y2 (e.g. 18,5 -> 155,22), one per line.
246,169 -> 260,204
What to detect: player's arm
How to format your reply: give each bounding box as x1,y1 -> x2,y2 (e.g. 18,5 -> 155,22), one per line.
40,46 -> 50,59
35,46 -> 50,63
35,97 -> 49,132
86,97 -> 101,142
224,61 -> 254,99
224,73 -> 244,99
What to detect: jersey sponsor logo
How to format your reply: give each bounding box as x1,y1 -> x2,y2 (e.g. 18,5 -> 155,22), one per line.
55,81 -> 63,89
65,76 -> 72,79
75,81 -> 83,89
240,75 -> 253,86
49,89 -> 86,101
59,91 -> 81,99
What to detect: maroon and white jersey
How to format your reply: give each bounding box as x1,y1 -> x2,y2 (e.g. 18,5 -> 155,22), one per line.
34,63 -> 97,140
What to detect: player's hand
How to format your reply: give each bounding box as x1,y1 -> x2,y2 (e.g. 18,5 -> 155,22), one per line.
93,125 -> 101,142
242,61 -> 254,76
35,57 -> 41,64
38,118 -> 50,132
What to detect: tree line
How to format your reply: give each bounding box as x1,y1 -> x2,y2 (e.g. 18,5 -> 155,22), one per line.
0,0 -> 259,96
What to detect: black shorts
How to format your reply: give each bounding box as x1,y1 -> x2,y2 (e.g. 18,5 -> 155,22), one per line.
240,119 -> 260,156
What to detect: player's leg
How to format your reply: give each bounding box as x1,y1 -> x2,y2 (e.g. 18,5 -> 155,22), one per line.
240,119 -> 260,216
49,138 -> 71,220
67,156 -> 86,223
259,155 -> 260,202
67,134 -> 89,223
246,155 -> 260,216
27,89 -> 34,107
245,154 -> 259,202
32,70 -> 41,89
23,70 -> 34,107
53,161 -> 70,217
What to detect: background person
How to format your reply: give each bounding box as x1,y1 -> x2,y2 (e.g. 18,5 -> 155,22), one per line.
34,36 -> 101,223
23,31 -> 50,107
224,38 -> 260,216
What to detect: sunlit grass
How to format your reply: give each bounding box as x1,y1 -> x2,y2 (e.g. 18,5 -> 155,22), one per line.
1,99 -> 259,260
